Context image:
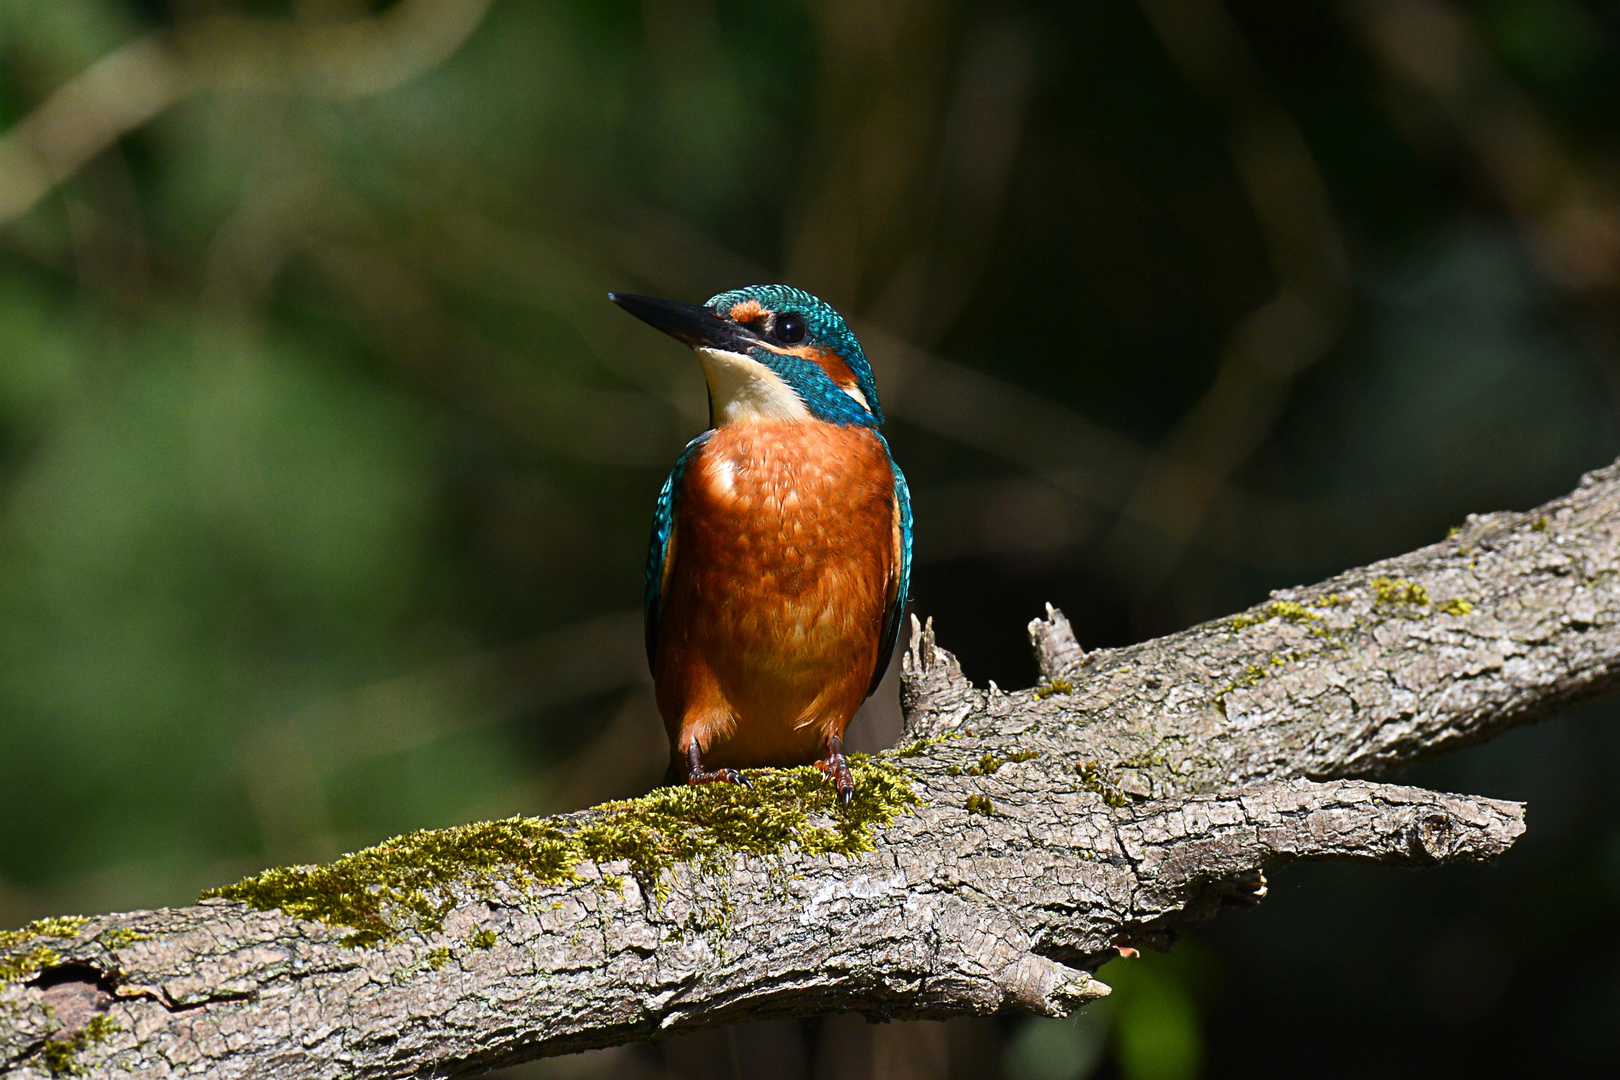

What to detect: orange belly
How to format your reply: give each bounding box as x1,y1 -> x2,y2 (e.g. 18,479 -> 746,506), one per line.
653,421 -> 898,769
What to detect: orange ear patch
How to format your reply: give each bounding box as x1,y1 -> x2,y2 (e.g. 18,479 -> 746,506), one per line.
810,348 -> 861,390
728,299 -> 769,324
756,340 -> 864,395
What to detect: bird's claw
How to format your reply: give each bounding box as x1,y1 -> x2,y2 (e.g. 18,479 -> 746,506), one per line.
683,741 -> 751,789
686,766 -> 752,790
817,735 -> 855,808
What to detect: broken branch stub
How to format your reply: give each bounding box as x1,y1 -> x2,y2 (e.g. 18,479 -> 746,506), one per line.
1028,602 -> 1088,684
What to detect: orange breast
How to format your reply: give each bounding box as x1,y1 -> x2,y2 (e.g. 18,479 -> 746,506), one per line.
653,422 -> 898,769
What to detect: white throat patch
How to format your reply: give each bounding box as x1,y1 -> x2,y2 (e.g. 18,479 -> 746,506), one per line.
695,347 -> 812,425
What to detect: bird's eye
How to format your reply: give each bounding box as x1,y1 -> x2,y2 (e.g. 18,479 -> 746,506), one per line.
775,313 -> 807,345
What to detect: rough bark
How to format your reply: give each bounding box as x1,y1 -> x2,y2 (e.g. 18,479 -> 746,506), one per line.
9,457 -> 1620,1078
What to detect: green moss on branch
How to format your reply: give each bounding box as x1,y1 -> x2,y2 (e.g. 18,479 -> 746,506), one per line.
1230,600 -> 1323,631
0,916 -> 92,984
203,756 -> 919,947
0,944 -> 61,984
1073,760 -> 1130,808
41,1015 -> 121,1076
0,916 -> 89,951
1033,677 -> 1073,699
1371,577 -> 1429,606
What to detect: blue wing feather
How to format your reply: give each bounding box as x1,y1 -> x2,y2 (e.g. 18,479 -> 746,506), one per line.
645,431 -> 712,669
867,442 -> 912,698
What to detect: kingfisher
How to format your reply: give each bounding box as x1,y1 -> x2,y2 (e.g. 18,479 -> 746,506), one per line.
609,285 -> 912,806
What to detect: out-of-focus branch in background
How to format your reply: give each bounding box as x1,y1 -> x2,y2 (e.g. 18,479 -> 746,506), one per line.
0,0 -> 494,230
0,35 -> 182,228
784,0 -> 956,312
1352,0 -> 1620,311
1106,0 -> 1352,614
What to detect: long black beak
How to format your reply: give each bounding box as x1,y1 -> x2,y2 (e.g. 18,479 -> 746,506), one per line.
608,292 -> 759,353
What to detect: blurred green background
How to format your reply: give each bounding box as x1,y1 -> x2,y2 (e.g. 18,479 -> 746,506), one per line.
3,0 -> 1620,1076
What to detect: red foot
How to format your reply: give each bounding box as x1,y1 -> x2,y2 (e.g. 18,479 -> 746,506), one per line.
684,741 -> 753,790
816,733 -> 854,808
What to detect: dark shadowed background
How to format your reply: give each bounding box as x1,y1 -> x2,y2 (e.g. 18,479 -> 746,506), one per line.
3,0 -> 1619,1076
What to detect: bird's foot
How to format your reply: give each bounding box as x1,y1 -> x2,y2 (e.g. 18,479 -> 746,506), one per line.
816,734 -> 854,808
684,741 -> 753,789
686,766 -> 753,790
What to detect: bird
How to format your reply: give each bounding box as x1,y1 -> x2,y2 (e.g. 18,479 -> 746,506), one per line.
609,285 -> 911,806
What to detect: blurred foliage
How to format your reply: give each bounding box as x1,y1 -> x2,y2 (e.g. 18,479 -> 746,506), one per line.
1004,1000 -> 1111,1080
1004,944 -> 1215,1080
2,0 -> 1620,1077
1103,948 -> 1210,1080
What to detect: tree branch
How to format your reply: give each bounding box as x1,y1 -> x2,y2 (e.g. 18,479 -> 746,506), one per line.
8,456 -> 1620,1078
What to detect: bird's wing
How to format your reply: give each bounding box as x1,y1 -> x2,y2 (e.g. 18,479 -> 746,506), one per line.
645,431 -> 713,669
868,445 -> 913,698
